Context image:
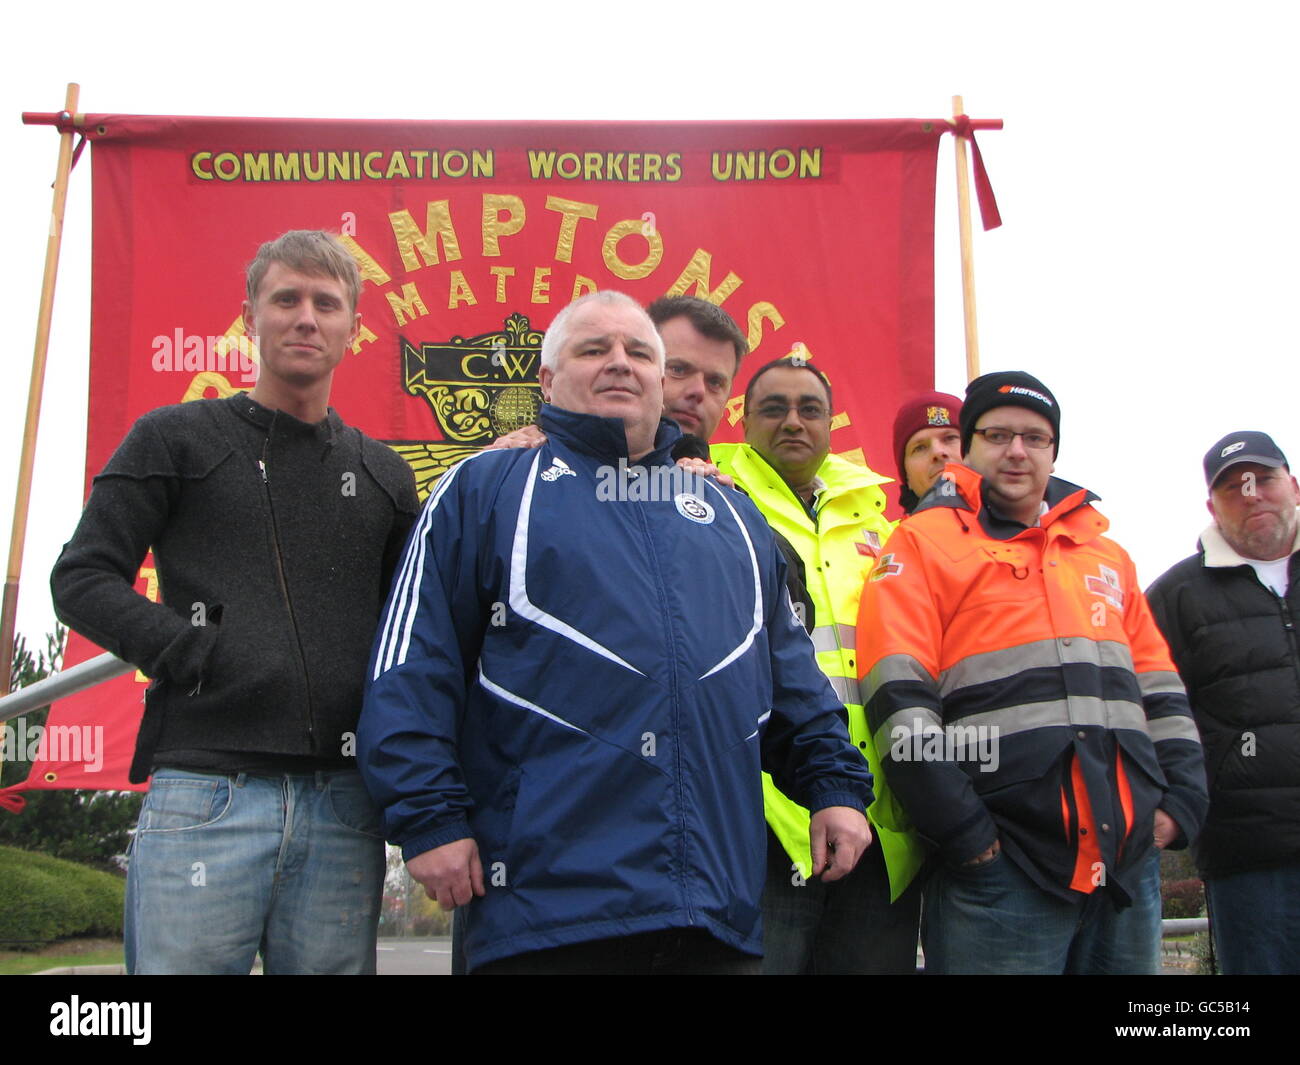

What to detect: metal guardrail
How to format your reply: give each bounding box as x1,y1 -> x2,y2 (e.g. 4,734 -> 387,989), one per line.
0,653 -> 1220,949
0,650 -> 134,722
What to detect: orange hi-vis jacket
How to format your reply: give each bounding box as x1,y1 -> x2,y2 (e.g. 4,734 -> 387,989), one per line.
857,463 -> 1208,905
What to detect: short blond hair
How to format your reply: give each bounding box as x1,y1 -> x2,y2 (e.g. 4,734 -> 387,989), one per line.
246,230 -> 362,312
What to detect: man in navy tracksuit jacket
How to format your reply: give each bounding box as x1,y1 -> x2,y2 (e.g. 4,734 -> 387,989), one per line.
358,292 -> 873,973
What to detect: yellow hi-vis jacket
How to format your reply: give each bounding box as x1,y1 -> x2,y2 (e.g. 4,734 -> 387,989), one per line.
712,443 -> 925,899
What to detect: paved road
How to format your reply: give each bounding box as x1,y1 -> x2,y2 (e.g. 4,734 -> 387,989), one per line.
376,937 -> 1197,975
38,935 -> 1200,975
377,936 -> 453,975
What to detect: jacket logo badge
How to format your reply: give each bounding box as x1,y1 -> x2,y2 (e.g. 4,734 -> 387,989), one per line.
1084,564 -> 1124,609
540,457 -> 576,482
869,552 -> 904,581
855,529 -> 883,557
674,493 -> 715,525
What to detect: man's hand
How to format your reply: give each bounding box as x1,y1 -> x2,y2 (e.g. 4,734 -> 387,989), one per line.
962,839 -> 1001,866
406,838 -> 486,910
486,425 -> 547,450
809,806 -> 872,882
1153,809 -> 1180,850
674,456 -> 735,489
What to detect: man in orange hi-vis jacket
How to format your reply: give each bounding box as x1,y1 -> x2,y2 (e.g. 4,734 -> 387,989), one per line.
857,370 -> 1208,975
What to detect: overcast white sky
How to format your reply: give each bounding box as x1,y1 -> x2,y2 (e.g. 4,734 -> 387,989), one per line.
1,0 -> 1297,644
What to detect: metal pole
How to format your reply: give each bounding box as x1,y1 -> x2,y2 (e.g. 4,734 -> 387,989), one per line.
0,651 -> 134,724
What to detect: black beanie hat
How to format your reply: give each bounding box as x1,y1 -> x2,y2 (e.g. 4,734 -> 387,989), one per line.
961,371 -> 1060,458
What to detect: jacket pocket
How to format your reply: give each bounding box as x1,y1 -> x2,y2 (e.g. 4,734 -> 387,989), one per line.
1114,732 -> 1168,855
469,764 -> 521,860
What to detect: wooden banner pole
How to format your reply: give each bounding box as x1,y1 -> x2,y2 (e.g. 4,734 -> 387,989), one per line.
952,94 -> 981,383
2,83 -> 80,697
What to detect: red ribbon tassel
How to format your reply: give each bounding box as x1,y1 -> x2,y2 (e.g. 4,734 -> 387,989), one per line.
0,790 -> 28,813
947,114 -> 1004,231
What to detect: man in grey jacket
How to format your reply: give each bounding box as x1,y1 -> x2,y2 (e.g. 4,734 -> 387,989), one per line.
51,230 -> 418,974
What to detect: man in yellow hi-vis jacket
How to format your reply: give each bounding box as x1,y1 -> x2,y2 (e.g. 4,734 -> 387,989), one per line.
712,356 -> 925,974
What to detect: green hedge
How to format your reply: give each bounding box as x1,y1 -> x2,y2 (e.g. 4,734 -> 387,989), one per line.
1161,877 -> 1206,920
0,845 -> 124,951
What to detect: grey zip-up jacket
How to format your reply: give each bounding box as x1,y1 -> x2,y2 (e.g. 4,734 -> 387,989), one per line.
51,395 -> 419,782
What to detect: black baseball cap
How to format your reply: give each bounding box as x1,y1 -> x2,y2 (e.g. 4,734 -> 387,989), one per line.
1203,430 -> 1290,488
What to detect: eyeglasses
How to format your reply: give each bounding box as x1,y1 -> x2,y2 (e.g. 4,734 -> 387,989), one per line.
972,427 -> 1054,449
752,402 -> 830,421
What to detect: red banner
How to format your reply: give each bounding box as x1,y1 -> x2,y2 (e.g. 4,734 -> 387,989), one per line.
5,115 -> 941,800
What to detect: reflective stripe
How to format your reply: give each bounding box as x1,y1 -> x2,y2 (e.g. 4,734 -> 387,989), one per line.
865,653 -> 936,692
878,697 -> 1158,750
811,623 -> 857,654
1148,714 -> 1201,744
1137,669 -> 1185,697
827,673 -> 858,707
811,627 -> 837,653
509,453 -> 644,676
938,638 -> 1138,696
478,666 -> 591,736
875,707 -> 945,752
863,654 -> 939,729
940,696 -> 1149,739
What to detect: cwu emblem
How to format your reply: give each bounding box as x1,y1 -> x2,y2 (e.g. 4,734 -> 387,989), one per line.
386,312 -> 544,499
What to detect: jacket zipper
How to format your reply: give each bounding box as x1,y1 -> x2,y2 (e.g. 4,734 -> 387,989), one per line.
1243,567 -> 1300,706
260,429 -> 317,745
1280,595 -> 1300,689
633,485 -> 695,926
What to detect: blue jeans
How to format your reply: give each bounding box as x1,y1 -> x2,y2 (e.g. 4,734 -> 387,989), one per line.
761,832 -> 921,974
125,769 -> 385,975
1206,862 -> 1300,974
922,848 -> 1162,975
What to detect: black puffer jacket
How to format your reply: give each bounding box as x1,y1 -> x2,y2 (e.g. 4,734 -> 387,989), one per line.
1147,521 -> 1300,878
